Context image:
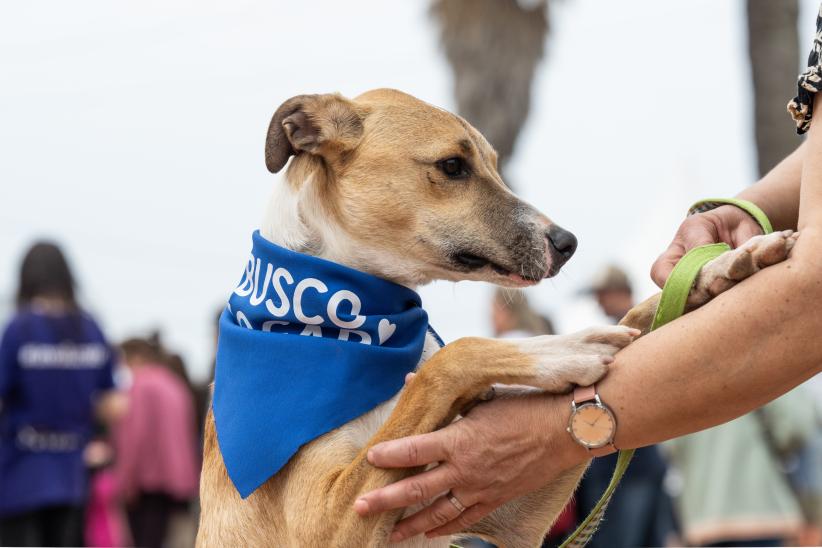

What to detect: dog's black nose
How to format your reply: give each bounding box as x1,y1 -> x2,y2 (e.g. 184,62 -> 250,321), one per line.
547,226 -> 578,261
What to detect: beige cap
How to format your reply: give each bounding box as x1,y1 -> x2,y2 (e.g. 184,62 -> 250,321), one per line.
585,264 -> 632,293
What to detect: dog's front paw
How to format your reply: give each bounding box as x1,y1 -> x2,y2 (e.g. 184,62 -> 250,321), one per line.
519,325 -> 639,393
688,230 -> 799,307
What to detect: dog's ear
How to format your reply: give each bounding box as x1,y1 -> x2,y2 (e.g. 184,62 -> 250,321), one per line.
265,94 -> 364,174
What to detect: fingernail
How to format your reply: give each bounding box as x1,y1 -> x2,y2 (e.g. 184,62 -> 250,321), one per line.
602,356 -> 614,364
353,498 -> 369,515
390,530 -> 404,542
367,449 -> 375,463
628,328 -> 641,336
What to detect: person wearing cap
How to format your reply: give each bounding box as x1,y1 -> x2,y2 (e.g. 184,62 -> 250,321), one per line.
352,15 -> 822,541
585,265 -> 634,322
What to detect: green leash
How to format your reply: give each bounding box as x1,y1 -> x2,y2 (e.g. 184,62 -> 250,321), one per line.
688,197 -> 773,234
558,198 -> 772,548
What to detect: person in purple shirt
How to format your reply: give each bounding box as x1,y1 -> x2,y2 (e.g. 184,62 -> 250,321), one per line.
0,242 -> 123,547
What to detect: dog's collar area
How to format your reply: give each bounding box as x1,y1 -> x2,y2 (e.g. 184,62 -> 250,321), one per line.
212,231 -> 432,498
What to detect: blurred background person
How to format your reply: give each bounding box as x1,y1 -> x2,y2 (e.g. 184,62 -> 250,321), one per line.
585,266 -> 635,322
666,387 -> 817,547
84,430 -> 130,548
492,288 -> 555,338
150,336 -> 203,548
573,265 -> 677,548
0,241 -> 124,547
489,289 -> 578,548
793,374 -> 822,545
116,337 -> 199,548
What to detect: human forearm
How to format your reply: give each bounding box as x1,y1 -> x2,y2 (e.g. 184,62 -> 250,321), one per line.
542,235 -> 822,472
610,109 -> 822,456
607,248 -> 821,449
736,141 -> 804,231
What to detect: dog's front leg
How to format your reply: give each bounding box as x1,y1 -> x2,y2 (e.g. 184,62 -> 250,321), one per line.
318,326 -> 637,547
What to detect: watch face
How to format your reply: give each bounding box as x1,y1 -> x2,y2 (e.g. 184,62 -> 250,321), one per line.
569,403 -> 616,448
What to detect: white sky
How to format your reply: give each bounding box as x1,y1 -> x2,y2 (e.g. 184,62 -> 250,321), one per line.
2,0 -> 819,382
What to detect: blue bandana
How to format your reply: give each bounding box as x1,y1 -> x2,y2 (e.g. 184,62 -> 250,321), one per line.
213,231 -> 429,498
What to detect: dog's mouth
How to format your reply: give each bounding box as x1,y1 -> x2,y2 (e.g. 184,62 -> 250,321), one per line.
451,251 -> 548,287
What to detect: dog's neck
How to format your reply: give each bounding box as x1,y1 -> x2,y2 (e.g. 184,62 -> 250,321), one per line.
260,171 -> 421,290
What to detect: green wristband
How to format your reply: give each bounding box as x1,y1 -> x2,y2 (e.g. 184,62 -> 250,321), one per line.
688,198 -> 773,235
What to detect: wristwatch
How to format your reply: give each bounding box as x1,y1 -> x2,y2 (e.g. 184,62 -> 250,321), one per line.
566,385 -> 617,456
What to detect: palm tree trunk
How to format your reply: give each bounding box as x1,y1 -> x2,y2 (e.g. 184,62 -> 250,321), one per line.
747,0 -> 800,177
431,0 -> 549,179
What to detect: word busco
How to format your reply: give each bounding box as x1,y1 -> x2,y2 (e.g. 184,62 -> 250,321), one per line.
232,255 -> 385,344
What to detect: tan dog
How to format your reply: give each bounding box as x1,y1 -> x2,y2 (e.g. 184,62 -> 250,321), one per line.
197,89 -> 798,547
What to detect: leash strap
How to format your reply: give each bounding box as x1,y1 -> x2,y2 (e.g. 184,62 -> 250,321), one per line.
688,198 -> 773,235
650,243 -> 730,330
559,200 -> 772,548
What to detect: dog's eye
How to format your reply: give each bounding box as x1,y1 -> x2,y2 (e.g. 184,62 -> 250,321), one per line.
437,157 -> 469,179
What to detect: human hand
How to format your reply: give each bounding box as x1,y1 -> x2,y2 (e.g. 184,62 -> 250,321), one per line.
798,523 -> 822,546
353,393 -> 588,542
650,205 -> 763,287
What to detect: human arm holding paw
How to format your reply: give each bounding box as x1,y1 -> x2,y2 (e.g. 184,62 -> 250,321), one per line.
650,140 -> 804,287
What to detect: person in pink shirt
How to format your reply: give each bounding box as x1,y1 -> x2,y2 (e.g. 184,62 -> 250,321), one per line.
115,338 -> 200,548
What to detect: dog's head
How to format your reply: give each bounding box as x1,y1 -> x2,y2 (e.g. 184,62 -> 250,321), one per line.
264,89 -> 576,287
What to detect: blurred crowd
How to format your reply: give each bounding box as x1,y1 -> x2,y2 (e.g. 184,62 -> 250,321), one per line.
1,240 -> 821,548
0,242 -> 207,548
